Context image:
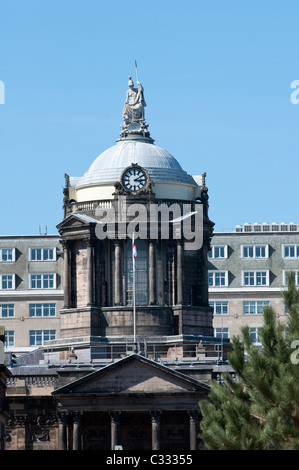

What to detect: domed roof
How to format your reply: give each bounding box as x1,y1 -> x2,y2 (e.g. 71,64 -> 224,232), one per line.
71,139 -> 197,187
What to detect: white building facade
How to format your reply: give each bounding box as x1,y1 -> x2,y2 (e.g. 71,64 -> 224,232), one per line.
0,236 -> 63,356
209,222 -> 299,343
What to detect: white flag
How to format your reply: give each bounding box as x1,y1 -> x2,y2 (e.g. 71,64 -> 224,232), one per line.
132,234 -> 137,271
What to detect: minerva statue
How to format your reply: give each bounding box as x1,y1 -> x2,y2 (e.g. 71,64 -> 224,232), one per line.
122,76 -> 146,126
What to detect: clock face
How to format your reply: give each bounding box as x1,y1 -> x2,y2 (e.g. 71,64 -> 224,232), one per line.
122,167 -> 147,193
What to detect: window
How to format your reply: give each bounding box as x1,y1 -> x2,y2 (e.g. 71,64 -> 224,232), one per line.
284,304 -> 289,314
208,271 -> 228,287
208,245 -> 228,259
124,239 -> 148,306
242,271 -> 269,286
214,328 -> 229,339
0,274 -> 15,290
30,247 -> 55,261
283,270 -> 299,286
0,304 -> 14,317
243,301 -> 269,315
29,303 -> 56,317
249,327 -> 261,344
0,248 -> 15,262
5,331 -> 14,347
241,245 -> 268,259
283,245 -> 299,258
209,301 -> 228,315
30,273 -> 56,289
29,329 -> 56,346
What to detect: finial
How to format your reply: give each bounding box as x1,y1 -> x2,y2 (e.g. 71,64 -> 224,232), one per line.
64,173 -> 69,188
202,172 -> 207,190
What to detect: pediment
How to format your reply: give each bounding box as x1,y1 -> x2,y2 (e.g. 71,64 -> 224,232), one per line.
57,213 -> 98,230
53,354 -> 209,396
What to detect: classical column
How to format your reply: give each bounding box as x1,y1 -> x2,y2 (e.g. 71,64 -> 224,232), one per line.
86,238 -> 94,306
57,412 -> 68,450
62,240 -> 71,308
188,410 -> 199,450
114,240 -> 122,306
148,240 -> 156,304
72,411 -> 82,450
150,410 -> 162,450
176,240 -> 184,305
201,243 -> 209,305
110,411 -> 121,450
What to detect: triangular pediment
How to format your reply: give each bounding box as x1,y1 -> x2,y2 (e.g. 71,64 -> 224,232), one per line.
52,354 -> 210,396
57,213 -> 98,230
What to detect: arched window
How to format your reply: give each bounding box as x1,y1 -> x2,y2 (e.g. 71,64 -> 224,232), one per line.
124,239 -> 148,306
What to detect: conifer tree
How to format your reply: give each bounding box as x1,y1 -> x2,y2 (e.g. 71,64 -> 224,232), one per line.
199,272 -> 299,450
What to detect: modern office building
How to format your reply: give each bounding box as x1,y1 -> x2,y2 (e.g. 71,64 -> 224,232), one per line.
209,222 -> 299,343
0,236 -> 63,355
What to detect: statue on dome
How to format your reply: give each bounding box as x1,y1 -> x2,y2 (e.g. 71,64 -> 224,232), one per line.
122,76 -> 146,126
120,62 -> 152,141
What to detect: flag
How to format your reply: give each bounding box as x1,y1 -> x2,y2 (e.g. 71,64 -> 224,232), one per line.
132,234 -> 137,271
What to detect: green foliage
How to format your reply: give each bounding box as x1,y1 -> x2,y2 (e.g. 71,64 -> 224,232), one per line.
199,272 -> 299,450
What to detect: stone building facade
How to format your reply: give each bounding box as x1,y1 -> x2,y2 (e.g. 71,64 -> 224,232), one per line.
3,74 -> 232,450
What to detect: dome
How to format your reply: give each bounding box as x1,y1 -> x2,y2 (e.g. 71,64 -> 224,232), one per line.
70,139 -> 197,188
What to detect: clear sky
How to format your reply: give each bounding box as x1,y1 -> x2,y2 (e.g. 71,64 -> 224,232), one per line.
0,0 -> 298,235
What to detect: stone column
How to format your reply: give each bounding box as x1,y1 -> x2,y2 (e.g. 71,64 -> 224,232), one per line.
62,240 -> 71,308
149,240 -> 156,304
72,411 -> 82,450
150,410 -> 162,450
176,240 -> 183,305
201,243 -> 209,305
110,411 -> 121,450
188,410 -> 199,450
57,412 -> 68,450
114,240 -> 122,306
86,238 -> 94,306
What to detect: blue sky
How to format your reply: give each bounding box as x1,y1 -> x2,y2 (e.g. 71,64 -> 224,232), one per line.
0,0 -> 298,234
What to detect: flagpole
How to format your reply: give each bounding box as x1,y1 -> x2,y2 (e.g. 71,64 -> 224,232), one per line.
132,234 -> 137,351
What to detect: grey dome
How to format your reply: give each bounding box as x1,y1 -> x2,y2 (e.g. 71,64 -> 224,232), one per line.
71,140 -> 197,187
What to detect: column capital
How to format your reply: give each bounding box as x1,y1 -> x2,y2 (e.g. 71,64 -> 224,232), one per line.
187,409 -> 200,421
60,239 -> 70,249
109,410 -> 122,422
150,409 -> 162,422
72,410 -> 83,424
57,411 -> 69,425
84,237 -> 96,247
